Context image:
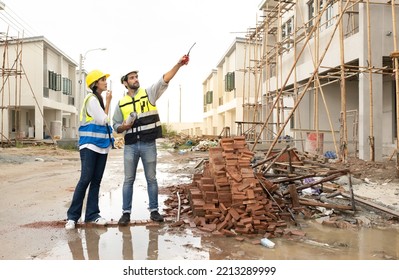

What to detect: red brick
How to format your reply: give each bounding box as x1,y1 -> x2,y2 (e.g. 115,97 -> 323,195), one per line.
228,208 -> 240,221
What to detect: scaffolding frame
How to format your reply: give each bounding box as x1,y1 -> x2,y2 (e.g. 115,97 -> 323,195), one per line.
240,0 -> 399,173
1,33 -> 55,146
0,31 -> 24,145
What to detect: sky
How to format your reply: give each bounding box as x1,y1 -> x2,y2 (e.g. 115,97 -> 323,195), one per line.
0,0 -> 262,123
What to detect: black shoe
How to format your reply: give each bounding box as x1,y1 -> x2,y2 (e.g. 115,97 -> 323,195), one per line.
118,213 -> 131,226
150,211 -> 164,222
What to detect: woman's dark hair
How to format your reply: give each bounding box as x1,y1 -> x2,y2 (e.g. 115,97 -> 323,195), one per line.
91,84 -> 105,110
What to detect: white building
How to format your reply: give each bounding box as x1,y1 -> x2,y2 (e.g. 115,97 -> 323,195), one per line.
0,36 -> 79,143
201,0 -> 399,161
202,37 -> 259,138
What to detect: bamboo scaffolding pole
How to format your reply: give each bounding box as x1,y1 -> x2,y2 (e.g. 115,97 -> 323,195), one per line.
277,2 -> 282,135
253,35 -> 262,126
366,0 -> 375,161
242,37 -> 248,128
251,1 -> 337,154
296,1 -> 340,156
265,19 -> 273,142
391,0 -> 399,176
17,37 -> 23,139
1,37 -> 24,145
248,38 -> 254,129
13,42 -> 19,137
316,79 -> 340,156
339,0 -> 348,162
259,0 -> 352,163
1,30 -> 8,145
245,0 -> 398,162
20,63 -> 55,144
315,0 -> 321,154
260,19 -> 267,142
293,3 -> 304,152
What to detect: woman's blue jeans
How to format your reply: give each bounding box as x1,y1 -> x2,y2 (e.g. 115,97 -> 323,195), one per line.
67,148 -> 108,222
122,140 -> 159,214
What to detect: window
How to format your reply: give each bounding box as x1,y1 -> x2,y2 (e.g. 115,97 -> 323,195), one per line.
309,0 -> 334,30
56,74 -> 61,91
48,71 -> 55,90
68,96 -> 74,105
282,16 -> 294,49
225,72 -> 235,92
269,63 -> 276,78
307,0 -> 314,28
206,91 -> 213,104
325,2 -> 334,27
48,70 -> 62,91
62,77 -> 72,95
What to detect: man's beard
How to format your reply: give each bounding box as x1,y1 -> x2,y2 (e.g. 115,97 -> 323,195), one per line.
128,82 -> 140,90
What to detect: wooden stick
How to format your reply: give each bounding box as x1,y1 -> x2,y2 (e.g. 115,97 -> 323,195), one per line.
262,145 -> 290,174
299,197 -> 353,210
340,193 -> 399,218
347,172 -> 356,211
282,169 -> 348,195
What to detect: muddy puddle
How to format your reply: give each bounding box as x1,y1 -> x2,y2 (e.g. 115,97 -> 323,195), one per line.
41,217 -> 399,260
38,145 -> 399,260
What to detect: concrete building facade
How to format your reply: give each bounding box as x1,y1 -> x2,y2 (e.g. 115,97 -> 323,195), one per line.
202,37 -> 258,138
201,0 -> 399,162
0,36 -> 78,143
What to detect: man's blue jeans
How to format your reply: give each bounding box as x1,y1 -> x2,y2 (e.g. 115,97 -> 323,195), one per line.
67,148 -> 108,222
122,140 -> 159,214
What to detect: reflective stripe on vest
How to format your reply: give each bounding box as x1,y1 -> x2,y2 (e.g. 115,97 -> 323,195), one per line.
78,94 -> 114,148
119,88 -> 162,144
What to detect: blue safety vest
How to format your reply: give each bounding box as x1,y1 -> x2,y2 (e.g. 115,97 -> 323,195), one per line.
78,93 -> 114,148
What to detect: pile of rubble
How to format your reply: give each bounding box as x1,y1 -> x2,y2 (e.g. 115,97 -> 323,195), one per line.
164,136 -> 399,237
164,136 -> 296,237
186,136 -> 291,236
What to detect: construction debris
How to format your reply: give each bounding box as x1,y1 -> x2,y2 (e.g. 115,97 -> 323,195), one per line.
164,136 -> 399,238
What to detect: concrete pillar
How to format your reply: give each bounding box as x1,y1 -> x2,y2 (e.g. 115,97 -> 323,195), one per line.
35,106 -> 43,140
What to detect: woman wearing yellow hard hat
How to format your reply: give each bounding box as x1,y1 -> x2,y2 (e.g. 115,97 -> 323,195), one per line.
65,69 -> 114,230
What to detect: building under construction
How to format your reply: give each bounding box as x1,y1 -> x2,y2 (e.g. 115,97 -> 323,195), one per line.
2,0 -> 399,170
0,35 -> 78,145
203,0 -> 399,170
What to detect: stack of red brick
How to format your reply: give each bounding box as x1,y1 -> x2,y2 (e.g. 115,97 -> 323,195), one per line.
186,136 -> 288,236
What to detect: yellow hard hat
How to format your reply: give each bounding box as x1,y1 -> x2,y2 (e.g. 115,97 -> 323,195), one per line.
86,70 -> 110,88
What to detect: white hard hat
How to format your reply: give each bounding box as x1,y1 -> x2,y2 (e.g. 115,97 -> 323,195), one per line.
120,70 -> 139,84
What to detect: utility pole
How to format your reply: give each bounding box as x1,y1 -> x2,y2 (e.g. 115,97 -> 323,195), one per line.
76,48 -> 106,133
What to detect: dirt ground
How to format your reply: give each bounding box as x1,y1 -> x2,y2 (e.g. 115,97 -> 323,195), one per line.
0,139 -> 399,260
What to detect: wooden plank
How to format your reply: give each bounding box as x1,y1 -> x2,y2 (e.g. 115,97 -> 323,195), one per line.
298,198 -> 353,210
289,184 -> 300,208
340,193 -> 399,218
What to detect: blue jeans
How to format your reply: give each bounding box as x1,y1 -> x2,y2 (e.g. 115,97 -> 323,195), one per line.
67,148 -> 108,222
122,140 -> 159,213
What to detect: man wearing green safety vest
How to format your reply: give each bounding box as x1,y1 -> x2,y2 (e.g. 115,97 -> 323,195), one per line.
113,55 -> 189,226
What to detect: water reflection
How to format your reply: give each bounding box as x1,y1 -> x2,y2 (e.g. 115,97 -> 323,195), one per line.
67,227 -> 108,260
56,218 -> 399,260
118,227 -> 159,260
62,226 -> 208,260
